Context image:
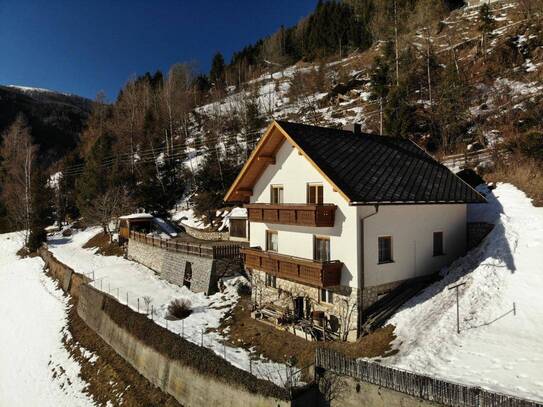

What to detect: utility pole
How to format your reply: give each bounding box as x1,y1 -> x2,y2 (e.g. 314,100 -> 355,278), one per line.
449,282 -> 466,334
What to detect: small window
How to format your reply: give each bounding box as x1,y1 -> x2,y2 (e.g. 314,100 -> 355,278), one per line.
320,289 -> 333,304
433,232 -> 444,256
229,219 -> 246,238
307,183 -> 324,204
265,274 -> 277,288
314,236 -> 330,262
266,230 -> 278,252
183,262 -> 192,289
270,185 -> 284,204
378,236 -> 393,264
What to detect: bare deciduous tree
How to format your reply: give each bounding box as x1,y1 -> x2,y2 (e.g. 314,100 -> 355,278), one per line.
84,186 -> 135,236
0,115 -> 37,246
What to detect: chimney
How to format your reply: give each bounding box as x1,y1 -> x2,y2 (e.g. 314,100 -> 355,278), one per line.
343,123 -> 362,135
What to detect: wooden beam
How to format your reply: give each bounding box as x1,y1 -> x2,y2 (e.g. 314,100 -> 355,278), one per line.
257,155 -> 275,165
237,188 -> 253,196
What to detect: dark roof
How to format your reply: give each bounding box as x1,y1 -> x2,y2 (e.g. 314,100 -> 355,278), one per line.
276,121 -> 486,204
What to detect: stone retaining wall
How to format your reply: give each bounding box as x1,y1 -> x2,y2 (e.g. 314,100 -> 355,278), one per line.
181,223 -> 229,241
127,239 -> 218,294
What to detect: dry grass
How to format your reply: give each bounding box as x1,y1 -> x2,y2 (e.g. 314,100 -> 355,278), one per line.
218,297 -> 397,375
83,232 -> 124,257
167,299 -> 192,320
486,158 -> 543,206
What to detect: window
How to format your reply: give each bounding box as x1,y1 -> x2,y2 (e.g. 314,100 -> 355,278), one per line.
433,232 -> 444,256
266,230 -> 278,252
265,274 -> 277,288
320,288 -> 333,304
307,183 -> 324,204
183,262 -> 192,289
270,185 -> 284,204
314,236 -> 330,262
378,236 -> 393,264
229,219 -> 246,238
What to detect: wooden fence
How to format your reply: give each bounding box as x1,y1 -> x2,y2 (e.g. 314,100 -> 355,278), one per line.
129,231 -> 240,260
316,349 -> 542,407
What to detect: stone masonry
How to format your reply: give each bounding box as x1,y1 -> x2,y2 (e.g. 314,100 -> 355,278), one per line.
128,239 -> 217,294
251,269 -> 360,341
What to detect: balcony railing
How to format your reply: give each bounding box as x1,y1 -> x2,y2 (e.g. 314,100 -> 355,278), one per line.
245,203 -> 336,227
241,247 -> 342,288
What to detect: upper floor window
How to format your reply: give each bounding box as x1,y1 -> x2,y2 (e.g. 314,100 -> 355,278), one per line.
314,236 -> 330,262
378,236 -> 393,264
266,230 -> 278,252
270,185 -> 284,204
433,231 -> 444,256
307,183 -> 324,204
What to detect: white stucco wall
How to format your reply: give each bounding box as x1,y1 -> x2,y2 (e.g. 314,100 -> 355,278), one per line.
360,204 -> 467,287
247,139 -> 468,291
249,141 -> 360,288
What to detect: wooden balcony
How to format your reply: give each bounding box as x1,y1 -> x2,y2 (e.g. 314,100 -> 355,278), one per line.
245,203 -> 336,227
241,247 -> 342,288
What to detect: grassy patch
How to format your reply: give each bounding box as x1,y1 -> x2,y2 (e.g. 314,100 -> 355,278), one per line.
83,232 -> 124,257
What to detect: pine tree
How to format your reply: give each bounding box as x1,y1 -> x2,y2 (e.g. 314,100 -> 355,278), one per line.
27,171 -> 54,252
478,4 -> 496,59
210,52 -> 226,88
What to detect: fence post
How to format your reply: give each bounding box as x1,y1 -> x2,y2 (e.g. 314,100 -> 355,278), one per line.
137,297 -> 139,313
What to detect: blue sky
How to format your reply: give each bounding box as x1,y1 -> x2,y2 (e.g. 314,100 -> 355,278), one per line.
0,0 -> 317,100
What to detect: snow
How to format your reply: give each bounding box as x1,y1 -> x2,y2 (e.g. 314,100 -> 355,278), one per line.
384,183 -> 543,402
6,85 -> 74,97
119,213 -> 153,220
47,227 -> 293,386
171,208 -> 208,229
153,217 -> 178,237
0,232 -> 95,406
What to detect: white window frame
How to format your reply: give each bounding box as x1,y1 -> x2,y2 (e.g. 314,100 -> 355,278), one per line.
320,288 -> 334,304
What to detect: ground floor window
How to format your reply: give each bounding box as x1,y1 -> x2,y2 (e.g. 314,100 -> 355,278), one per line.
433,231 -> 444,256
320,288 -> 334,304
378,236 -> 393,264
265,273 -> 276,288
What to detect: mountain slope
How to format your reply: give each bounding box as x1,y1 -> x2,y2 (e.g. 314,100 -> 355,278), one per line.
0,85 -> 92,161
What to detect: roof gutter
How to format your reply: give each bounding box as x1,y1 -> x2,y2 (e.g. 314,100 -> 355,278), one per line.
358,204 -> 379,338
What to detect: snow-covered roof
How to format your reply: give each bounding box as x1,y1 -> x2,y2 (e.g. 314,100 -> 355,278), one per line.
119,213 -> 154,220
229,207 -> 247,218
153,217 -> 178,237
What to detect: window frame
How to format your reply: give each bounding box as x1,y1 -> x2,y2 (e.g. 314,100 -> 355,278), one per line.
307,183 -> 324,204
265,273 -> 277,288
266,230 -> 278,252
433,231 -> 445,256
313,235 -> 331,262
270,184 -> 284,204
320,288 -> 334,304
377,235 -> 393,264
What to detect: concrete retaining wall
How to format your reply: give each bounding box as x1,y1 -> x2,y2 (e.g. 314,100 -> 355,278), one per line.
127,239 -> 217,294
38,247 -> 303,407
328,375 -> 441,407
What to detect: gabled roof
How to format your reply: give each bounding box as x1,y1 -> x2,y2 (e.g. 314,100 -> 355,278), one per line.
224,121 -> 486,205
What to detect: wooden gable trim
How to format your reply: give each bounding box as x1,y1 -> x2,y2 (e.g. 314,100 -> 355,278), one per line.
224,121 -> 351,204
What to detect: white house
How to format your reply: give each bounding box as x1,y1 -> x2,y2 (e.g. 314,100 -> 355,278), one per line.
225,121 -> 486,341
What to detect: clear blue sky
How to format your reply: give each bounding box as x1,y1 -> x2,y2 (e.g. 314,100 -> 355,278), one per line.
0,0 -> 318,100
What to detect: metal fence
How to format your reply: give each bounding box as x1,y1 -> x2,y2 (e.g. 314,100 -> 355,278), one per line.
129,231 -> 240,259
315,348 -> 542,407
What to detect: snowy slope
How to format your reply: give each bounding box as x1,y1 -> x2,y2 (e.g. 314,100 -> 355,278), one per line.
47,228 -> 294,386
385,184 -> 543,401
0,232 -> 94,406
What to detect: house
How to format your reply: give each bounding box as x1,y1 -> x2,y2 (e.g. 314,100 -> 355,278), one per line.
224,121 -> 486,341
118,213 -> 178,243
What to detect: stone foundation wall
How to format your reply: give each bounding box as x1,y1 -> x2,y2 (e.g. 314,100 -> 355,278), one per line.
127,239 -> 217,294
361,280 -> 404,310
251,269 -> 360,341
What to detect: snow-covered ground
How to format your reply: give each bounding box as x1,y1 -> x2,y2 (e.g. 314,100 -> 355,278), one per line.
385,183 -> 543,402
0,232 -> 95,406
47,228 -> 292,386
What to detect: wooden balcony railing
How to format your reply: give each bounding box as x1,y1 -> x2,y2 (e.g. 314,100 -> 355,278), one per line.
241,247 -> 342,288
244,203 -> 336,227
129,231 -> 241,259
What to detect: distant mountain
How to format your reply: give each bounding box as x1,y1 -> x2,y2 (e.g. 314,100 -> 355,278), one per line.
0,85 -> 92,162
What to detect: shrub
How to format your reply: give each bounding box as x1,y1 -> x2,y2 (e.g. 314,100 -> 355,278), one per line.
236,281 -> 252,297
167,298 -> 192,320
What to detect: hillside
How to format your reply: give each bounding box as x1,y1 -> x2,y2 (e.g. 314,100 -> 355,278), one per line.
0,85 -> 92,161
